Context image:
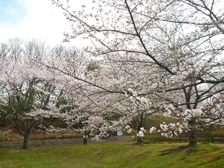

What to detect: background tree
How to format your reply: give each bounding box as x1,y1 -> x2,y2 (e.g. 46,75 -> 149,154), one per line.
0,39 -> 64,149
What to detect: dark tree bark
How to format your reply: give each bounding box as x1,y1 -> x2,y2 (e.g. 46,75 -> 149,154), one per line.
136,115 -> 144,145
83,137 -> 87,144
22,129 -> 32,149
188,119 -> 197,147
13,121 -> 36,149
137,136 -> 143,144
83,130 -> 88,145
188,131 -> 197,147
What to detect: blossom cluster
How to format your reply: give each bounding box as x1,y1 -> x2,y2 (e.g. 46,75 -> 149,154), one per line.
137,127 -> 146,137
123,125 -> 133,134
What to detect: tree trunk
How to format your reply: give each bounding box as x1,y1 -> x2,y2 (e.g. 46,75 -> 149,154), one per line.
83,137 -> 87,144
188,130 -> 197,147
83,130 -> 88,145
137,136 -> 143,144
188,119 -> 197,147
23,133 -> 31,149
22,128 -> 33,149
136,120 -> 143,145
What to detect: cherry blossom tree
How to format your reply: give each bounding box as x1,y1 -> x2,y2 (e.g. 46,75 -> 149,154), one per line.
48,0 -> 224,147
147,0 -> 224,146
0,39 -> 65,149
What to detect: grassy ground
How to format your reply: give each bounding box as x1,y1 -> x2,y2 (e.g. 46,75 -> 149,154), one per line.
0,143 -> 224,168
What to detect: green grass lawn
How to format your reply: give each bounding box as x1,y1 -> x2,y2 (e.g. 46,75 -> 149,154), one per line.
0,142 -> 224,168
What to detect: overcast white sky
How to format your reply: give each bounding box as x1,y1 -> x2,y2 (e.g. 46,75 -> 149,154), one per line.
0,0 -> 90,47
1,0 -> 223,48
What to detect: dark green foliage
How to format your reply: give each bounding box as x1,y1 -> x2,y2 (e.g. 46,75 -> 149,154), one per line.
87,61 -> 100,71
143,114 -> 181,130
104,114 -> 120,121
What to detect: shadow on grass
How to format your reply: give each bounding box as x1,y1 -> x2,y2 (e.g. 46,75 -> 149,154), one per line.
159,145 -> 199,156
